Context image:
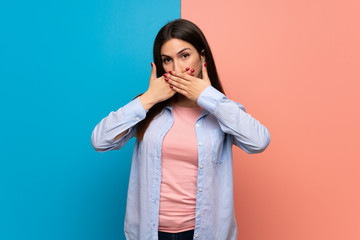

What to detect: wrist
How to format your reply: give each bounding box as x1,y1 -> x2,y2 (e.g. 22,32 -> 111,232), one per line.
139,92 -> 157,111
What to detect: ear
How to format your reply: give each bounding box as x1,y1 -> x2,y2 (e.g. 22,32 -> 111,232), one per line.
200,49 -> 206,62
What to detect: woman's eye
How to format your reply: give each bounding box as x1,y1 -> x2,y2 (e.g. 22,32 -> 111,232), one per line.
182,53 -> 190,59
162,58 -> 171,64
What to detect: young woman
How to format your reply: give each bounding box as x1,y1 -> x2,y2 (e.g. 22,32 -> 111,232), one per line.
91,19 -> 270,240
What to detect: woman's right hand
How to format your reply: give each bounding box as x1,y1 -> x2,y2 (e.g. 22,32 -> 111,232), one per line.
139,62 -> 175,110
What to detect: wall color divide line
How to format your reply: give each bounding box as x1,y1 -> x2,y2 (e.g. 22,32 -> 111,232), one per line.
0,1 -> 180,240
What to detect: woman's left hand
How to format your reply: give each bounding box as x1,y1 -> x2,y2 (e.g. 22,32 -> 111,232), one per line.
166,63 -> 211,102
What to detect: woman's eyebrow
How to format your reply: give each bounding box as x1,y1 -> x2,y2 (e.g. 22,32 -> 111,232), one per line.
161,48 -> 191,57
177,48 -> 191,55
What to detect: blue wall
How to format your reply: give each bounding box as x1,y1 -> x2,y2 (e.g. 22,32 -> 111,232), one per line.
0,1 -> 180,239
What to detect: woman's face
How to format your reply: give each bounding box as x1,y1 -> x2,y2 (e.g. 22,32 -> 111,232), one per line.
160,38 -> 204,78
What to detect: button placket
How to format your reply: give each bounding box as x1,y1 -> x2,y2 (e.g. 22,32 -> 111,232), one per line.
194,118 -> 204,238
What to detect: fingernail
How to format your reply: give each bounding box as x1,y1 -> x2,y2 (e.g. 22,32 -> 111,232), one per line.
151,62 -> 153,67
185,67 -> 190,71
204,62 -> 207,68
190,69 -> 195,73
163,73 -> 167,77
170,85 -> 173,88
169,71 -> 173,74
165,78 -> 169,81
190,73 -> 194,76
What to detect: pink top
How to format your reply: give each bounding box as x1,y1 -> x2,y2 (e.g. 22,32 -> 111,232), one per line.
158,104 -> 202,233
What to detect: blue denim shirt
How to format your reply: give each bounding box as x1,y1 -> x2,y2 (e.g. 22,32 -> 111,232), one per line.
91,86 -> 270,240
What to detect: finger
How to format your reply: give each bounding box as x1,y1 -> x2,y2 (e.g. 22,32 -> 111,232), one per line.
167,77 -> 188,91
169,71 -> 193,82
182,69 -> 196,77
168,75 -> 191,88
163,73 -> 169,82
170,84 -> 188,96
150,62 -> 157,80
202,62 -> 209,79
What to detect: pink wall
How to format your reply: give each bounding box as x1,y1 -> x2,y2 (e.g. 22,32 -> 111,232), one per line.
182,1 -> 360,239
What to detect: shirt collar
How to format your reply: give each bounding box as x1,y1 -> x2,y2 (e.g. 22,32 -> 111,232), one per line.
165,105 -> 209,118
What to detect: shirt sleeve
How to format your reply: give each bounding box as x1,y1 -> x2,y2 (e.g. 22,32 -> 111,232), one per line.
197,86 -> 270,154
91,97 -> 147,152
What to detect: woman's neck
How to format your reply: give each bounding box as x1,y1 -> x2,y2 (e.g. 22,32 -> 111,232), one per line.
174,94 -> 199,108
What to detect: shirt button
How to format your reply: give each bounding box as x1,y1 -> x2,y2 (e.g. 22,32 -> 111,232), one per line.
198,142 -> 203,146
196,124 -> 200,127
135,117 -> 139,121
195,234 -> 198,238
200,164 -> 203,169
197,211 -> 200,216
199,188 -> 202,192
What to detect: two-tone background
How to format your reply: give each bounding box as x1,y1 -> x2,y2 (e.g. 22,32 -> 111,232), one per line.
1,1 -> 359,239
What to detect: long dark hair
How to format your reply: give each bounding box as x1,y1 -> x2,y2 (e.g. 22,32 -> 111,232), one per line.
136,19 -> 225,140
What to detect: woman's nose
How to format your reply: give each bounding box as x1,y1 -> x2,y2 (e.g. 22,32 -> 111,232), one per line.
173,61 -> 183,72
